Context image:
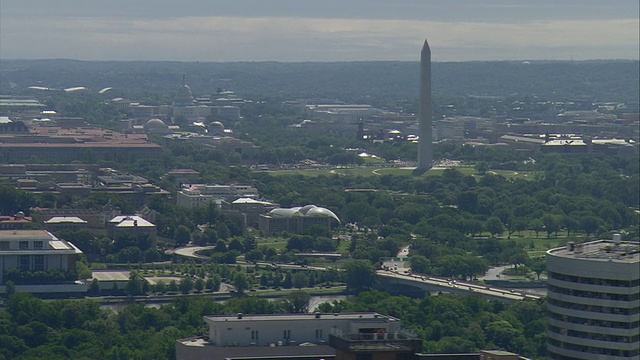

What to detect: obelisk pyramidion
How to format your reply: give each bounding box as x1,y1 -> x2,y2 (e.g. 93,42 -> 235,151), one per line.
416,39 -> 433,172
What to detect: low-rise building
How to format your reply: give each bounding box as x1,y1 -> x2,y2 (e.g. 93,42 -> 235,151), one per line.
44,216 -> 89,232
259,205 -> 340,234
305,104 -> 382,123
165,168 -> 200,185
92,184 -> 170,210
0,230 -> 82,284
0,212 -> 33,230
0,96 -> 46,119
177,184 -> 259,208
32,207 -> 119,229
176,312 -> 526,360
0,163 -> 95,188
220,198 -> 277,228
176,312 -> 418,360
498,134 -> 546,151
0,127 -> 162,162
107,215 -> 157,245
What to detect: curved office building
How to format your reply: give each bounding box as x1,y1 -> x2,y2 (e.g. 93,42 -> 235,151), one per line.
546,236 -> 640,360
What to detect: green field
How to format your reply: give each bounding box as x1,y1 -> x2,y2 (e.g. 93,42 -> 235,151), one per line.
495,231 -> 587,257
256,236 -> 288,252
257,166 -> 540,180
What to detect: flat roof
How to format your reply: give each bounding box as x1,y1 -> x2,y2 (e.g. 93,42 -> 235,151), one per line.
145,276 -> 182,285
0,230 -> 83,255
50,240 -> 72,250
109,215 -> 155,228
0,229 -> 55,239
547,240 -> 639,263
91,270 -> 131,282
500,134 -> 545,144
232,198 -> 272,205
543,139 -> 586,146
45,216 -> 87,224
176,339 -> 335,360
167,168 -> 199,174
205,312 -> 395,323
0,218 -> 32,223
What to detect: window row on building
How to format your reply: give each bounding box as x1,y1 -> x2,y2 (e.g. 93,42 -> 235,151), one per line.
548,284 -> 640,301
548,337 -> 640,358
18,240 -> 45,250
546,239 -> 639,360
1,240 -> 45,251
19,254 -> 45,271
548,271 -> 640,287
547,297 -> 639,316
547,309 -> 640,329
0,230 -> 83,283
548,324 -> 639,344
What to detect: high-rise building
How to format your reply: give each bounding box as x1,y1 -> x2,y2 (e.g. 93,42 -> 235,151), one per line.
546,236 -> 640,359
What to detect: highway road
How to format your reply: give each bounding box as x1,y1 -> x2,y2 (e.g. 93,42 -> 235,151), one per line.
172,245 -> 215,259
174,245 -> 542,301
377,269 -> 541,301
173,245 -> 329,271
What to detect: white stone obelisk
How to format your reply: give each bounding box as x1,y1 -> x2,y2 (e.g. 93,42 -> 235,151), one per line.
416,39 -> 433,172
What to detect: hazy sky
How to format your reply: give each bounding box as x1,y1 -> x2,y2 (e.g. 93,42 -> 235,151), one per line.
1,0 -> 638,62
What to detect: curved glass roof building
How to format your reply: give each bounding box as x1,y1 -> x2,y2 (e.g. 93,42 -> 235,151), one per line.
259,205 -> 340,234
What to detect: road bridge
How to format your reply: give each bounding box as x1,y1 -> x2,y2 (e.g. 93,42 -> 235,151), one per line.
376,270 -> 541,303
174,246 -> 542,303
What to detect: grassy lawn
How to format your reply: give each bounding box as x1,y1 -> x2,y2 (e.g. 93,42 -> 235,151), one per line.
483,170 -> 543,180
256,165 -> 540,180
256,236 -> 288,252
492,230 -> 588,256
336,238 -> 351,253
257,169 -> 335,177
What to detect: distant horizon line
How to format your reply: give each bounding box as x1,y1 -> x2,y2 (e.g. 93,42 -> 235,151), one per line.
1,58 -> 639,64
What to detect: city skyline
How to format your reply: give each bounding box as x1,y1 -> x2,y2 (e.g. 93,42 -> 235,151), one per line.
1,0 -> 639,62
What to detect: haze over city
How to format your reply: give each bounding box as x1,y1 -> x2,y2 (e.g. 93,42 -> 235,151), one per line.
1,0 -> 638,62
0,1 -> 639,360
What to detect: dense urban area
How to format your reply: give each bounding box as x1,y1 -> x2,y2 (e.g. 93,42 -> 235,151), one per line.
0,59 -> 638,360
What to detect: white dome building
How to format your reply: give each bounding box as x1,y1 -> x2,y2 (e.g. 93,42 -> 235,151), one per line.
174,75 -> 194,106
259,205 -> 340,234
208,121 -> 225,135
143,118 -> 169,133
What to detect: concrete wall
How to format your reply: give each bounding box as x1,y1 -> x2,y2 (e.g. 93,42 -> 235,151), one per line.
0,282 -> 87,294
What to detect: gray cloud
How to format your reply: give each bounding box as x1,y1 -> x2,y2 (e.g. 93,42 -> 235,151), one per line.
1,1 -> 638,61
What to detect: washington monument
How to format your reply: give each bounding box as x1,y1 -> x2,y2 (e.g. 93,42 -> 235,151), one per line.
416,38 -> 433,173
